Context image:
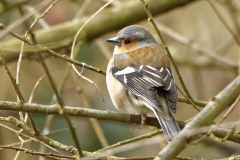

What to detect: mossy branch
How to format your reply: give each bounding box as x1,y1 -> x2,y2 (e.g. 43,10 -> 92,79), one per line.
0,0 -> 195,63
156,75 -> 240,160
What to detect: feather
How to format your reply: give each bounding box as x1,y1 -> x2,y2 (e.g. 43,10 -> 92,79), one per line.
112,63 -> 179,142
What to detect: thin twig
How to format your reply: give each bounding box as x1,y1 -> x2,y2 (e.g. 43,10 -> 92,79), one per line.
97,129 -> 162,152
70,0 -> 116,102
0,50 -> 33,155
24,5 -> 50,29
74,0 -> 92,20
37,53 -> 83,157
16,5 -> 43,140
191,94 -> 240,144
37,44 -> 106,75
13,137 -> 24,160
0,128 -> 68,150
38,47 -> 76,157
28,74 -> 45,103
177,85 -> 200,112
70,40 -> 101,99
18,0 -> 83,157
0,23 -> 33,45
178,97 -> 207,107
209,126 -> 235,142
0,139 -> 32,151
0,117 -> 78,154
0,20 -> 105,76
140,0 -> 193,102
0,1 -> 51,39
156,75 -> 240,160
39,42 -> 81,158
207,0 -> 240,45
17,0 -> 59,91
216,95 -> 240,125
153,22 -> 237,68
0,52 -> 25,102
0,146 -> 76,160
74,78 -> 109,148
0,123 -> 60,154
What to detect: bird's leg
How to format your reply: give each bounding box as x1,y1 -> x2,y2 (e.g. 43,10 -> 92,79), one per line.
132,114 -> 146,129
139,114 -> 147,129
133,123 -> 137,130
132,114 -> 139,130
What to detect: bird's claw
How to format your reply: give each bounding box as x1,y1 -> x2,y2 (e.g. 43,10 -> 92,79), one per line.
139,114 -> 146,129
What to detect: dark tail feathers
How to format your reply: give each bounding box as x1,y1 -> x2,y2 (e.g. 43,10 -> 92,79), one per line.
157,115 -> 180,143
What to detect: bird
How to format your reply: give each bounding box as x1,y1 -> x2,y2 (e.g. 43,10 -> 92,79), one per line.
106,25 -> 180,142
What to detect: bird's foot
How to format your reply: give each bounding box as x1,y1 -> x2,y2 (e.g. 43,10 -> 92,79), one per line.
139,114 -> 146,129
132,114 -> 146,129
133,123 -> 137,130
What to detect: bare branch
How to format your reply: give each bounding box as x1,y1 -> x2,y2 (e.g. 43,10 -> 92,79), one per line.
0,101 -> 240,144
156,75 -> 240,160
0,0 -> 195,58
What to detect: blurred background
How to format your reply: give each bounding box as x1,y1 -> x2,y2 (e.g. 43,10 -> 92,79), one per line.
0,0 -> 239,159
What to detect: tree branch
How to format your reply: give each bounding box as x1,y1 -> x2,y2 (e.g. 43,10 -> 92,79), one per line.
0,0 -> 195,62
155,75 -> 240,160
0,101 -> 240,144
0,146 -> 75,160
0,116 -> 78,154
0,101 -> 159,127
0,0 -> 31,14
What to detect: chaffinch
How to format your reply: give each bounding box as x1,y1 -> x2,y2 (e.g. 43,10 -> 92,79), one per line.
106,25 -> 180,142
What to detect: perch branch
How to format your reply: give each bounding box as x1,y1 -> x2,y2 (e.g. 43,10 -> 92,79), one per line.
155,75 -> 240,160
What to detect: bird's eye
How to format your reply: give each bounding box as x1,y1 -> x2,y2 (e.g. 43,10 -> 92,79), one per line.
124,39 -> 131,44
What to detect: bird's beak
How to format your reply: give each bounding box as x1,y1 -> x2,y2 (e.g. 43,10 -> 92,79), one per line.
106,37 -> 121,46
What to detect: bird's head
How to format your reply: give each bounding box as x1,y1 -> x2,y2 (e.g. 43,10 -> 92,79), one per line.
106,25 -> 157,53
